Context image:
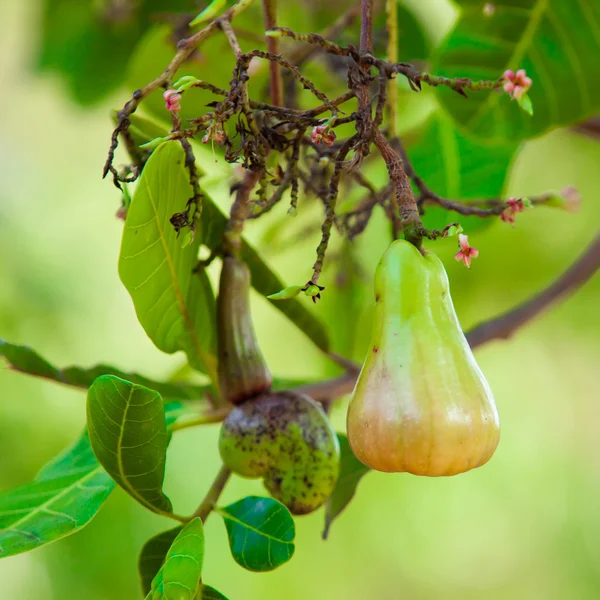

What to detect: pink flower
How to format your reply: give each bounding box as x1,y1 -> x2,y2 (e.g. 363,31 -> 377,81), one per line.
561,185 -> 581,213
483,3 -> 495,16
202,123 -> 226,145
454,234 -> 479,269
502,69 -> 532,100
500,197 -> 526,224
163,89 -> 182,112
311,124 -> 336,146
115,205 -> 128,221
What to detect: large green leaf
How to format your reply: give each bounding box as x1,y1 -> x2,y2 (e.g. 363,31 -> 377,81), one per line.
119,141 -> 217,378
323,434 -> 370,539
216,496 -> 295,572
433,0 -> 600,144
146,518 -> 204,600
87,375 -> 172,515
0,430 -> 115,558
407,112 -> 518,232
0,338 -> 209,401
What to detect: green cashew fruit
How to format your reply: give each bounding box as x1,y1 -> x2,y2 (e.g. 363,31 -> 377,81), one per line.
219,391 -> 340,514
347,240 -> 500,476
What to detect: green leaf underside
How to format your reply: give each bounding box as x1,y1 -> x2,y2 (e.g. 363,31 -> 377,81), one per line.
407,113 -> 518,233
118,141 -> 217,376
323,434 -> 370,539
433,0 -> 600,143
0,339 -> 209,401
0,430 -> 114,558
147,518 -> 204,600
217,496 -> 295,572
87,375 -> 172,514
200,195 -> 330,353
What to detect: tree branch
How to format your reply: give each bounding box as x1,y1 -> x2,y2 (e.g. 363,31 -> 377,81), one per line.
190,464 -> 232,522
466,231 -> 600,347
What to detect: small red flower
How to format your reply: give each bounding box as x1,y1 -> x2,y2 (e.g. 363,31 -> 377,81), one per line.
454,234 -> 479,269
115,205 -> 128,221
502,69 -> 532,100
500,197 -> 527,224
163,89 -> 182,112
311,124 -> 336,146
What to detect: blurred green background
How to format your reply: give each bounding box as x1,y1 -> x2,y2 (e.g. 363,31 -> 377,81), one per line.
1,0 -> 600,598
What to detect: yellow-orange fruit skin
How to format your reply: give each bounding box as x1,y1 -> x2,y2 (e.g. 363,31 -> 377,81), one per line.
347,240 -> 500,476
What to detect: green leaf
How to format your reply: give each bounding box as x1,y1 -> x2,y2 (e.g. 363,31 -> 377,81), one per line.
0,429 -> 115,558
147,518 -> 205,600
37,0 -> 141,104
517,93 -> 534,116
267,285 -> 304,300
407,112 -> 518,232
0,338 -> 210,401
202,586 -> 229,600
433,0 -> 600,143
323,434 -> 370,539
190,0 -> 227,27
217,496 -> 295,572
200,196 -> 330,353
87,375 -> 172,515
139,526 -> 183,596
118,141 -> 217,378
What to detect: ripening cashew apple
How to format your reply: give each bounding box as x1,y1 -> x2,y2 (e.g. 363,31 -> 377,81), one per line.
219,391 -> 340,514
347,240 -> 500,476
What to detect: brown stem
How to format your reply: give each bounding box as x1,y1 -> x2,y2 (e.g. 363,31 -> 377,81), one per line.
191,465 -> 232,522
466,231 -> 600,347
360,0 -> 374,54
220,18 -> 242,57
289,1 -> 362,66
223,170 -> 261,256
262,0 -> 283,106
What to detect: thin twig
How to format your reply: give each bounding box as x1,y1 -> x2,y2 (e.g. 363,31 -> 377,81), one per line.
288,1 -> 362,66
262,0 -> 283,106
103,0 -> 257,184
191,465 -> 232,522
223,170 -> 262,256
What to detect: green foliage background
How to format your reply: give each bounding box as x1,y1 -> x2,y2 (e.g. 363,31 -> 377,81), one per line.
1,0 -> 600,598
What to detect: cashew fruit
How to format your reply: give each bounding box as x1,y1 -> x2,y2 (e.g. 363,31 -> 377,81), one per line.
219,391 -> 340,514
217,256 -> 272,405
347,240 -> 500,476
